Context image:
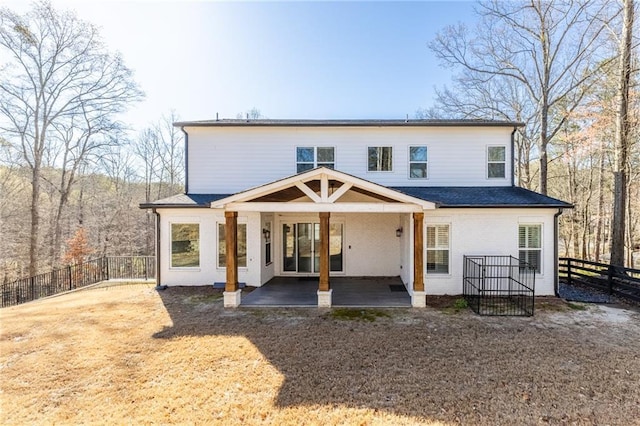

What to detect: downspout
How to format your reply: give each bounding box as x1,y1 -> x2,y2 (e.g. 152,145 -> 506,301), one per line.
511,127 -> 517,187
153,208 -> 166,290
554,208 -> 564,296
181,127 -> 189,194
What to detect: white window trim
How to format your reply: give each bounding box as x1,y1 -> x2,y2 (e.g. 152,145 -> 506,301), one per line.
426,223 -> 451,275
487,145 -> 507,180
295,146 -> 336,173
169,221 -> 201,270
408,145 -> 428,180
264,221 -> 273,266
216,220 -> 249,270
367,146 -> 394,173
518,223 -> 543,275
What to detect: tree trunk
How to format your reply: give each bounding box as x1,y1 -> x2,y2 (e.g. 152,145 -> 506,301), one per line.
28,164 -> 40,276
539,111 -> 549,195
610,0 -> 634,268
594,144 -> 606,262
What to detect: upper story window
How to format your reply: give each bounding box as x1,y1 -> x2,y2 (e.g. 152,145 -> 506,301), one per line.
487,146 -> 506,178
171,223 -> 200,268
368,146 -> 393,171
409,146 -> 428,179
296,147 -> 335,173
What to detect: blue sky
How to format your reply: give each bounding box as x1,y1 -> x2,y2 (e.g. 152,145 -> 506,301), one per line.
3,1 -> 478,130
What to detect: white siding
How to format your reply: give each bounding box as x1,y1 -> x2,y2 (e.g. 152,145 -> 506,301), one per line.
185,126 -> 514,193
158,208 -> 262,287
158,207 -> 557,296
423,208 -> 557,296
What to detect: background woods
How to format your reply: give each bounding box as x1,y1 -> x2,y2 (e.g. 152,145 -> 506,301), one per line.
1,0 -> 639,283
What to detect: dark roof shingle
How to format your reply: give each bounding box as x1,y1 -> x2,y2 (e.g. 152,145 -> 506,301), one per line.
139,193 -> 230,209
391,186 -> 572,208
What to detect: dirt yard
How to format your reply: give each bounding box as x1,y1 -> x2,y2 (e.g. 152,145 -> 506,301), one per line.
1,284 -> 639,425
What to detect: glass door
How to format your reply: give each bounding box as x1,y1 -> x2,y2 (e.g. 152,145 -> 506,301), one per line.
282,222 -> 343,274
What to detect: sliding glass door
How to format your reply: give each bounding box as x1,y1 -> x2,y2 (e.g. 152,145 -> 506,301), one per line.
282,222 -> 343,274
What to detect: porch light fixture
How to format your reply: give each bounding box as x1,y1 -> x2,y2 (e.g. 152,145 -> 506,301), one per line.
262,228 -> 271,241
396,227 -> 403,237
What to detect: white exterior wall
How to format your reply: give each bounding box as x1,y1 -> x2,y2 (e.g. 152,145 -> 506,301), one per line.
272,213 -> 403,278
186,126 -> 514,193
158,208 -> 263,287
158,207 -> 557,296
423,208 -> 557,296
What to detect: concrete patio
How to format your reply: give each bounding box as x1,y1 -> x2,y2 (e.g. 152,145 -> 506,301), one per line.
240,276 -> 411,307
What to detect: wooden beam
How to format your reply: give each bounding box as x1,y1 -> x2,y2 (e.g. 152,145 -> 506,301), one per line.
413,212 -> 424,292
319,212 -> 330,291
320,174 -> 329,201
225,211 -> 238,292
327,182 -> 353,203
294,181 -> 322,203
225,202 -> 423,213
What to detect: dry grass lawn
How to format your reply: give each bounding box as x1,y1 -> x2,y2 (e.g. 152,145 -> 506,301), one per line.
1,284 -> 640,425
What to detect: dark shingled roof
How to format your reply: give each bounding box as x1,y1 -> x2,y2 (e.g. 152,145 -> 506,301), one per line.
391,186 -> 572,208
141,187 -> 571,209
174,118 -> 524,128
140,193 -> 230,209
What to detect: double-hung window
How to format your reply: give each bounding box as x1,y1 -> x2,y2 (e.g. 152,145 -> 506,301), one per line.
426,224 -> 449,274
296,147 -> 335,173
487,146 -> 506,178
171,223 -> 200,268
368,146 -> 393,171
519,224 -> 542,273
409,146 -> 428,179
218,223 -> 248,268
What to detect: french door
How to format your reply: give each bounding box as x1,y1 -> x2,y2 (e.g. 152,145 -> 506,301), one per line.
282,222 -> 343,273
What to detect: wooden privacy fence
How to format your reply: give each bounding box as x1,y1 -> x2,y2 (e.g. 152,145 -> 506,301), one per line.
559,257 -> 640,303
1,256 -> 155,308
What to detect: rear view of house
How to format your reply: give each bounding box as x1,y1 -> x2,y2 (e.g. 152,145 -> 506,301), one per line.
141,119 -> 571,308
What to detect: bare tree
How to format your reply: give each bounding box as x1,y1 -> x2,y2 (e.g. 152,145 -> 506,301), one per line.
236,107 -> 265,120
0,1 -> 143,274
429,0 -> 613,194
610,0 -> 635,267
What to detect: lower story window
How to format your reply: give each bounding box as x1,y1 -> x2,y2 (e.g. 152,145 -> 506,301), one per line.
426,224 -> 449,274
519,224 -> 542,273
171,223 -> 200,268
218,223 -> 247,268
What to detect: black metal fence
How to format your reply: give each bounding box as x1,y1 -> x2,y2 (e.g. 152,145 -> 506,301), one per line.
559,257 -> 640,303
463,255 -> 536,316
1,256 -> 155,308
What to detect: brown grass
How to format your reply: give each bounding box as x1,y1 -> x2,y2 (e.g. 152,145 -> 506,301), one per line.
1,285 -> 640,425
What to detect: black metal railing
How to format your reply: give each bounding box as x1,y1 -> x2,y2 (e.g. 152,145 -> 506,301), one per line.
463,255 -> 536,316
1,256 -> 155,308
559,257 -> 640,303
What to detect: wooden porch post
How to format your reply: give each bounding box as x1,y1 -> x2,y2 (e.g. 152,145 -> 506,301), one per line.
225,211 -> 238,293
319,212 -> 330,292
413,212 -> 424,293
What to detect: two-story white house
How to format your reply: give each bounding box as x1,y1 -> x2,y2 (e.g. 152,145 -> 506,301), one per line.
141,119 -> 571,308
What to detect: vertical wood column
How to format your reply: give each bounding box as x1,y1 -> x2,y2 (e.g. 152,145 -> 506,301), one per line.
319,212 -> 330,291
225,211 -> 238,292
413,212 -> 424,292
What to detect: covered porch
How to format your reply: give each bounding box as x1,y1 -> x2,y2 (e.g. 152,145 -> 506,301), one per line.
241,276 -> 411,307
214,167 -> 435,308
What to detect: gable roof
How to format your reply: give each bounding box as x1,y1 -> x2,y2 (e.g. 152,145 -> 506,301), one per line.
392,186 -> 573,208
174,118 -> 524,128
208,167 -> 436,210
140,186 -> 571,210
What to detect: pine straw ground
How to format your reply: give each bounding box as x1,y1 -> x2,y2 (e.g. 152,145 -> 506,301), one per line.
1,285 -> 639,426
